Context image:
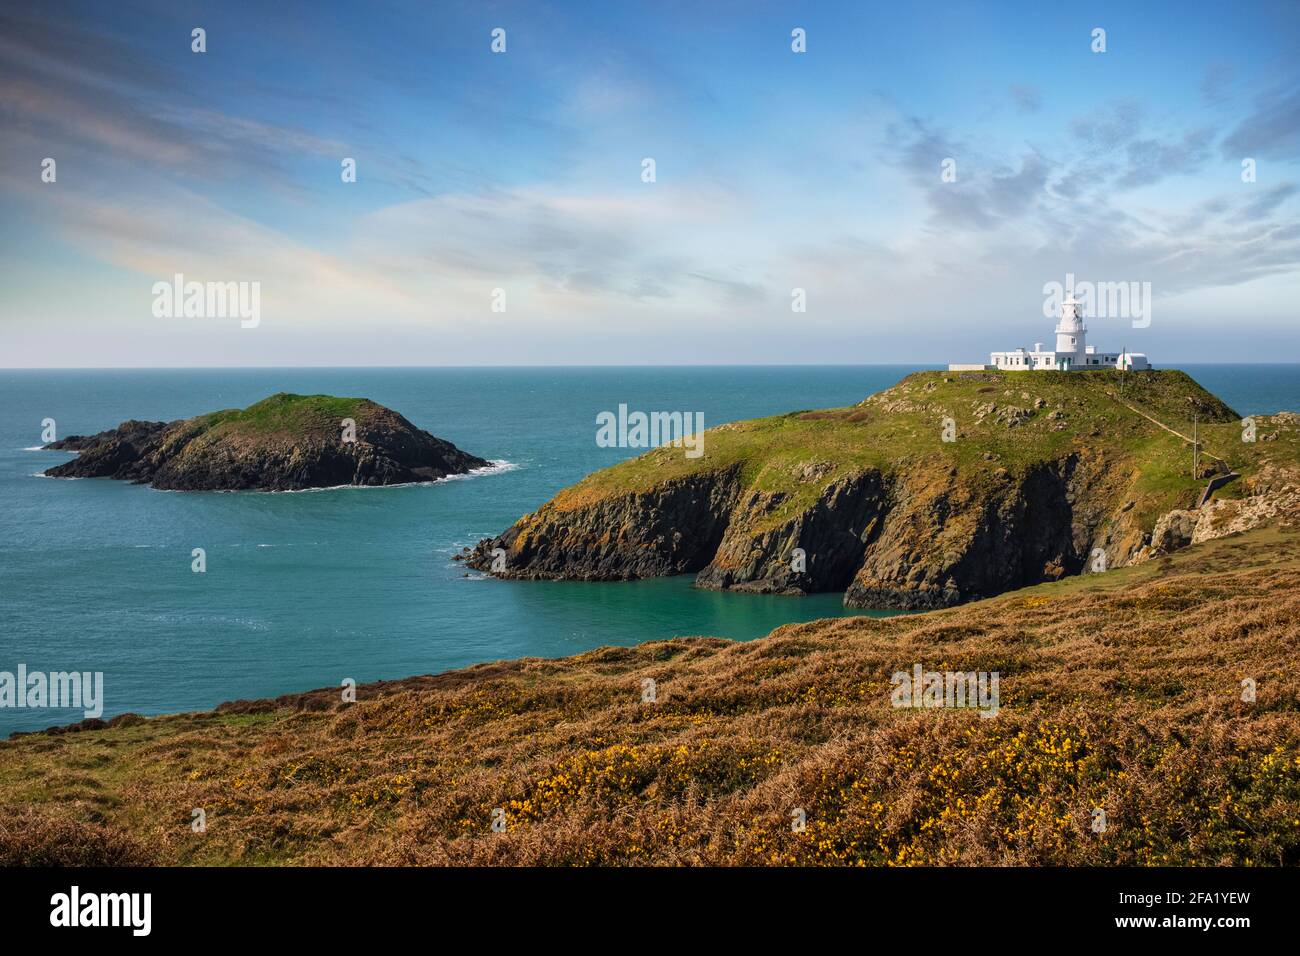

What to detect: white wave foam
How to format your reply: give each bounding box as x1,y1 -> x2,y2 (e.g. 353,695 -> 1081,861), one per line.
440,459 -> 519,482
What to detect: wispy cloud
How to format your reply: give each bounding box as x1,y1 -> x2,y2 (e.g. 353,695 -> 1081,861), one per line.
1222,85 -> 1300,160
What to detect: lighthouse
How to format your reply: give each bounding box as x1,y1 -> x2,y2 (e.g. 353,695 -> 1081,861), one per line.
952,298 -> 1151,372
1054,297 -> 1086,370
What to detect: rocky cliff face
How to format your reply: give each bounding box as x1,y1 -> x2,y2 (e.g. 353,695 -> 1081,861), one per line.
471,451 -> 1128,609
469,370 -> 1295,609
694,470 -> 888,595
44,394 -> 489,491
44,420 -> 171,483
842,458 -> 1088,609
472,469 -> 743,580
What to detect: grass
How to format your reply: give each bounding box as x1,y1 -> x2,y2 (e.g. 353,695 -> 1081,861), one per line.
2,520 -> 1297,866
192,394 -> 372,437
549,369 -> 1285,535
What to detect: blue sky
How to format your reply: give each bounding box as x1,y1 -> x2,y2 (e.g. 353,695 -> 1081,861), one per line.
1,0 -> 1298,366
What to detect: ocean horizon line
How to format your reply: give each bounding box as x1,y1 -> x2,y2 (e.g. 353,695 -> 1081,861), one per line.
3,361 -> 1298,372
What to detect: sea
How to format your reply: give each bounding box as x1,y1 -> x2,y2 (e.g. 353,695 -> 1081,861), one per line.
0,364 -> 1295,734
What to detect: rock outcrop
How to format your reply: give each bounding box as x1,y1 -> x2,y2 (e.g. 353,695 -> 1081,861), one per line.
1130,460 -> 1300,564
1148,509 -> 1199,554
475,469 -> 743,580
469,370 -> 1298,609
694,470 -> 887,595
44,393 -> 489,491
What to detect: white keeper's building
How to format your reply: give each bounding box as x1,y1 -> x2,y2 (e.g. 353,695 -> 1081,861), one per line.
949,298 -> 1150,372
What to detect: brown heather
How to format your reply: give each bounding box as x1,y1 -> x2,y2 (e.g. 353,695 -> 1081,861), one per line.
2,524 -> 1298,866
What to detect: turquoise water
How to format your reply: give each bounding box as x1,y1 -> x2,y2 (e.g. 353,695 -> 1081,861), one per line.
1,364 -> 1295,734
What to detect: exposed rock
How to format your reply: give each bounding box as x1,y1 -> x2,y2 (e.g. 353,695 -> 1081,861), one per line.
842,456 -> 1100,609
972,403 -> 1033,427
793,460 -> 835,483
696,472 -> 887,595
43,420 -> 170,482
1150,510 -> 1198,554
1190,468 -> 1300,543
466,469 -> 742,580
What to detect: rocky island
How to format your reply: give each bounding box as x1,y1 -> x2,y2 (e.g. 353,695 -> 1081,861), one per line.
43,393 -> 490,491
468,369 -> 1300,609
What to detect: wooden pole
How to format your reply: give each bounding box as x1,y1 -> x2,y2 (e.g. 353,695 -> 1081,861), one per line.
1193,409 -> 1199,478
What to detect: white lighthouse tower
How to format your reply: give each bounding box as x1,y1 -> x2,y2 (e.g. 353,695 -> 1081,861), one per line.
1054,297 -> 1086,370
965,293 -> 1151,372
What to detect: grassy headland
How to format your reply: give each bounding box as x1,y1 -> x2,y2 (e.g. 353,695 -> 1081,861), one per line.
559,369 -> 1241,525
470,369 -> 1298,608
